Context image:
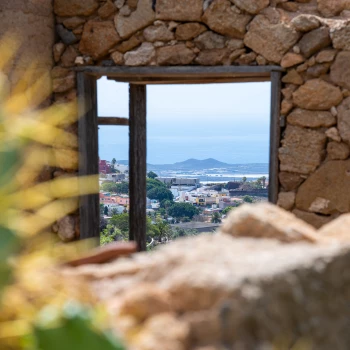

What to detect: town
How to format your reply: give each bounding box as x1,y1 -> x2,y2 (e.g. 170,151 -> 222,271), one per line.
99,158 -> 268,247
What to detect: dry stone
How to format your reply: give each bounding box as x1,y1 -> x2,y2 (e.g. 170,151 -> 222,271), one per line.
79,21 -> 121,60
317,0 -> 350,17
143,24 -> 174,42
281,53 -> 304,68
194,31 -> 226,50
279,172 -> 304,191
115,35 -> 142,53
202,0 -> 252,39
316,49 -> 337,63
327,142 -> 350,160
57,215 -> 76,242
287,108 -> 335,128
98,0 -> 117,19
277,192 -> 296,211
61,46 -> 78,67
291,14 -> 320,32
54,0 -> 99,16
175,23 -> 207,41
111,51 -> 124,65
292,209 -> 334,229
236,52 -> 257,65
331,25 -> 350,50
330,51 -> 350,90
231,0 -> 270,14
220,203 -> 318,243
156,0 -> 203,21
157,44 -> 195,65
226,39 -> 244,50
293,79 -> 343,110
296,160 -> 350,214
124,42 -> 155,66
244,15 -> 300,63
337,97 -> 350,145
195,49 -> 229,65
306,63 -> 330,78
63,17 -> 86,30
115,0 -> 155,39
53,43 -> 65,63
279,125 -> 327,174
52,67 -> 76,93
282,69 -> 303,85
325,127 -> 341,142
298,27 -> 331,58
318,214 -> 350,242
56,24 -> 78,45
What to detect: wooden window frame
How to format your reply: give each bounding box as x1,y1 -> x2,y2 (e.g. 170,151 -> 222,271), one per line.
77,66 -> 282,250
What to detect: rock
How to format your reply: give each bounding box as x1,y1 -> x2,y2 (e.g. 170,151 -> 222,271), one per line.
175,23 -> 207,41
279,125 -> 327,174
231,0 -> 269,14
292,209 -> 334,229
229,48 -> 246,62
202,0 -> 252,39
79,21 -> 121,60
195,49 -> 229,65
235,52 -> 257,65
98,0 -> 117,18
111,51 -> 124,65
194,31 -> 226,50
57,215 -> 76,242
281,53 -> 305,68
157,44 -> 195,65
115,0 -> 155,39
331,25 -> 350,50
60,46 -> 78,67
291,14 -> 320,32
56,24 -> 78,45
277,192 -> 296,211
279,172 -> 304,191
317,0 -> 350,17
280,99 -> 294,115
115,0 -> 125,9
124,42 -> 155,66
143,24 -> 174,42
295,160 -> 350,214
282,85 -> 298,100
63,17 -> 86,30
287,108 -> 336,128
298,27 -> 331,58
330,52 -> 350,90
53,43 -> 65,63
220,203 -> 318,243
318,214 -> 350,242
325,127 -> 341,142
282,69 -> 304,85
337,97 -> 350,144
54,0 -> 99,16
52,68 -> 76,93
226,38 -> 244,50
306,63 -> 330,78
327,142 -> 350,160
115,35 -> 141,53
316,49 -> 337,63
244,15 -> 300,64
119,5 -> 131,16
156,0 -> 203,21
293,79 -> 343,110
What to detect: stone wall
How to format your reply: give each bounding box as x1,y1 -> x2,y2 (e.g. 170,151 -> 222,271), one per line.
51,0 -> 350,239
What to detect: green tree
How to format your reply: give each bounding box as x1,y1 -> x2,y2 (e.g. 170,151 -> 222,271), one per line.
171,228 -> 198,239
242,176 -> 247,183
168,202 -> 199,219
101,225 -> 126,245
150,216 -> 172,243
101,182 -> 129,194
243,195 -> 254,203
110,213 -> 129,233
146,178 -> 166,191
147,186 -> 173,202
100,203 -> 105,215
147,171 -> 158,179
221,206 -> 234,215
211,212 -> 222,223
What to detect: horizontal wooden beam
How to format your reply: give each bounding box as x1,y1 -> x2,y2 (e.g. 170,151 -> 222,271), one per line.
98,117 -> 129,125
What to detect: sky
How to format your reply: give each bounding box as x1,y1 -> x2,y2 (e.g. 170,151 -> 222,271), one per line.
97,77 -> 271,164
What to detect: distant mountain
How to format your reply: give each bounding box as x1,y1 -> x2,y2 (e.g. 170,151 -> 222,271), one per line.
168,158 -> 229,170
116,160 -> 129,165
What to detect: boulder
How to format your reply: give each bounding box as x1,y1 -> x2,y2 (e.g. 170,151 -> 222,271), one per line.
317,0 -> 350,17
298,27 -> 331,58
175,23 -> 207,41
54,0 -> 98,16
244,15 -> 300,63
202,0 -> 252,39
156,0 -> 202,21
331,24 -> 350,50
231,0 -> 269,14
327,142 -> 350,160
316,49 -> 337,63
337,97 -> 350,145
292,209 -> 334,229
157,44 -> 195,65
143,24 -> 174,42
281,69 -> 304,85
115,0 -> 155,39
52,67 -> 76,93
296,160 -> 350,214
124,42 -> 155,66
330,51 -> 350,90
293,79 -> 343,110
279,125 -> 327,174
226,38 -> 244,50
287,108 -> 336,128
279,172 -> 304,191
318,214 -> 350,242
194,31 -> 226,50
79,21 -> 121,60
62,17 -> 86,30
115,35 -> 142,53
98,0 -> 117,19
111,51 -> 124,65
56,24 -> 78,45
281,53 -> 304,68
60,46 -> 78,68
220,203 -> 318,243
195,49 -> 230,65
277,192 -> 296,210
291,14 -> 320,32
306,63 -> 330,78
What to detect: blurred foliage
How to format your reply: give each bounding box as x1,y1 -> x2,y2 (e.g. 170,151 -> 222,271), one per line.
0,36 -> 125,350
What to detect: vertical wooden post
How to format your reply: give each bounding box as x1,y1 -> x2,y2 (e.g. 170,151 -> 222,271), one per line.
77,72 -> 100,241
269,71 -> 282,204
129,84 -> 147,251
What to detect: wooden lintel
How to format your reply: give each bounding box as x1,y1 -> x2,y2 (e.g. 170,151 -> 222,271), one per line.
98,117 -> 129,125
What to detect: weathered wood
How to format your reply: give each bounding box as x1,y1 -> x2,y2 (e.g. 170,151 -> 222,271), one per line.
129,84 -> 147,252
77,72 -> 100,242
269,71 -> 282,204
98,117 -> 129,125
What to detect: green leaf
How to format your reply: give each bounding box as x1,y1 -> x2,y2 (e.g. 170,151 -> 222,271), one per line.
34,314 -> 125,350
0,147 -> 20,187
